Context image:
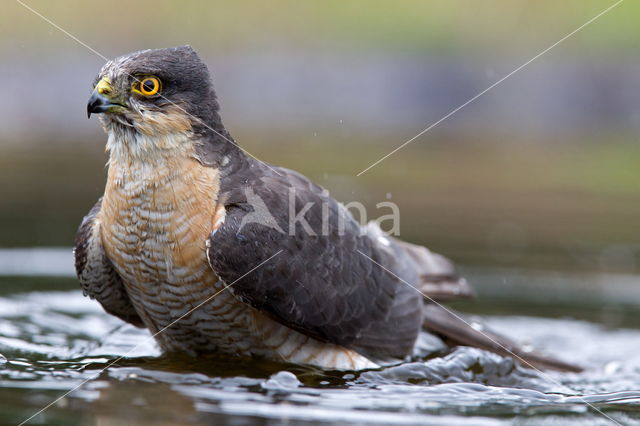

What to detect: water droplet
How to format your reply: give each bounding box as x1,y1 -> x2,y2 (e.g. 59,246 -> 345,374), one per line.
262,371 -> 301,391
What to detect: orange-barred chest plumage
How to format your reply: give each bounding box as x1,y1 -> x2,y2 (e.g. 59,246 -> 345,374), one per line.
99,148 -> 262,355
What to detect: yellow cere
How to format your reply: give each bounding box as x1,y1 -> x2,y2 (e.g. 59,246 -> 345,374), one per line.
95,77 -> 112,95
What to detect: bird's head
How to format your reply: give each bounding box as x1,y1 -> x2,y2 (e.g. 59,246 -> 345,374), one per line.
88,46 -> 223,141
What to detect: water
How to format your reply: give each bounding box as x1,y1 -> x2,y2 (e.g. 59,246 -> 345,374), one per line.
1,270 -> 640,425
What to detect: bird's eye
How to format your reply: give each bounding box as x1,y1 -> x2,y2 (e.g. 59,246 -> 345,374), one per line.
137,77 -> 161,96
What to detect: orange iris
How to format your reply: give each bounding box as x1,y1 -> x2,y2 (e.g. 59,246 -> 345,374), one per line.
139,77 -> 161,96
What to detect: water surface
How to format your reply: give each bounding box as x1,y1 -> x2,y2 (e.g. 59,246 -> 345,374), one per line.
1,269 -> 639,425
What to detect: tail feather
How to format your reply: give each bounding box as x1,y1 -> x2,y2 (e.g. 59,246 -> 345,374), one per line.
393,239 -> 475,301
423,304 -> 583,373
389,234 -> 581,372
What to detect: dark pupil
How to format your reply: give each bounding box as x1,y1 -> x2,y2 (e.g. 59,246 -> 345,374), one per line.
142,79 -> 156,92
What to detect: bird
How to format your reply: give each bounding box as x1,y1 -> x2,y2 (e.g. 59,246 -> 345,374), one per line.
75,46 -> 580,372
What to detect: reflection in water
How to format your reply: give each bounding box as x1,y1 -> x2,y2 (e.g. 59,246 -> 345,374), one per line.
1,280 -> 640,425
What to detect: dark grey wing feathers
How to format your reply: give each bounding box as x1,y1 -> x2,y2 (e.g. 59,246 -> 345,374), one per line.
207,165 -> 423,359
75,199 -> 144,328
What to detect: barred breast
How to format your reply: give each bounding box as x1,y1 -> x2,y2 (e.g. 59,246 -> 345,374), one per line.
100,153 -> 260,356
99,150 -> 376,369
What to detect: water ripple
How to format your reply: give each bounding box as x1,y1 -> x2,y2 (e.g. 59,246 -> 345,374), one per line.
1,287 -> 640,425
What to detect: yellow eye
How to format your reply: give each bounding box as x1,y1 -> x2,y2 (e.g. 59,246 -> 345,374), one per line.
138,77 -> 161,96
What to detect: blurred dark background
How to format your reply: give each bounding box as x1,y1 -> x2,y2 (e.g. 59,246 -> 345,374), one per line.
1,0 -> 638,271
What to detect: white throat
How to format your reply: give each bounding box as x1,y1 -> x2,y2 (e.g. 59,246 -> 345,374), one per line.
105,123 -> 195,167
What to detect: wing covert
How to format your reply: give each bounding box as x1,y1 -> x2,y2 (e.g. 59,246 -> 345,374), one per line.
206,166 -> 423,359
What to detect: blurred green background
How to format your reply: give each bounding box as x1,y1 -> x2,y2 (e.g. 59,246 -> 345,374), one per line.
1,0 -> 638,271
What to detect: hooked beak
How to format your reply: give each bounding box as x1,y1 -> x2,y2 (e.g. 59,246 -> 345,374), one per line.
87,77 -> 126,118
